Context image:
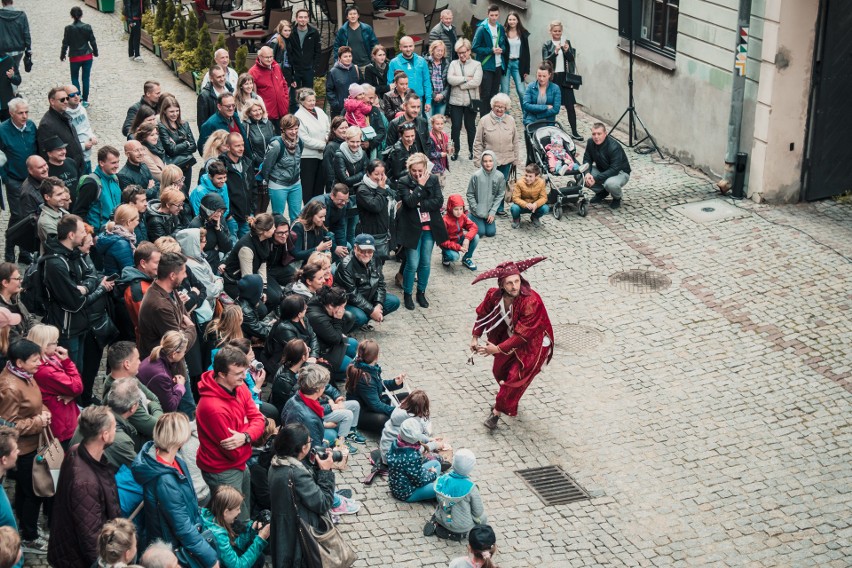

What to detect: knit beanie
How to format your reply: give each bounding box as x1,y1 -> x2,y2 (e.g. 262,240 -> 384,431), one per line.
348,83 -> 365,97
237,274 -> 264,306
452,448 -> 476,477
398,418 -> 422,444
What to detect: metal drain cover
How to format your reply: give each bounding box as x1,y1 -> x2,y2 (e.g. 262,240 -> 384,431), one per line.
671,199 -> 750,223
553,324 -> 604,353
516,465 -> 590,506
609,269 -> 671,293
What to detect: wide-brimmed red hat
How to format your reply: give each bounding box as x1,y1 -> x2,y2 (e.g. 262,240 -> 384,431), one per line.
471,256 -> 546,285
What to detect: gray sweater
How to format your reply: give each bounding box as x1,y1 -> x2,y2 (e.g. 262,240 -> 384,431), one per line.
466,152 -> 505,219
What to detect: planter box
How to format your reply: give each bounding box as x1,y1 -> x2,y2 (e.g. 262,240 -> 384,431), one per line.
178,70 -> 195,90
154,44 -> 161,58
140,29 -> 155,52
84,0 -> 98,9
97,0 -> 115,13
160,47 -> 171,64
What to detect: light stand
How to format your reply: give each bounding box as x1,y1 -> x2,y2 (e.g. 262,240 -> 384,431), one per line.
610,39 -> 664,158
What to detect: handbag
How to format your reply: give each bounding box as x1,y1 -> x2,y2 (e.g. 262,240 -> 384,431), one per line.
562,72 -> 583,89
90,309 -> 119,349
504,165 -> 517,205
32,428 -> 64,498
469,97 -> 481,114
289,474 -> 357,568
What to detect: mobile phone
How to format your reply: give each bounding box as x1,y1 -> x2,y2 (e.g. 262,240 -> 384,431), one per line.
106,274 -> 119,282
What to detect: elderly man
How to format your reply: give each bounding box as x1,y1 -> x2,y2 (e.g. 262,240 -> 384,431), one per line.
64,85 -> 97,173
18,154 -> 48,219
44,135 -> 79,194
197,65 -> 233,130
335,233 -> 400,329
249,46 -> 289,126
37,86 -> 85,174
0,97 -> 36,262
200,48 -> 239,90
118,140 -> 154,193
198,92 -> 245,154
583,122 -> 631,210
139,541 -> 180,568
428,9 -> 458,61
387,36 -> 431,114
332,6 -> 377,67
471,257 -> 554,431
122,81 -> 160,138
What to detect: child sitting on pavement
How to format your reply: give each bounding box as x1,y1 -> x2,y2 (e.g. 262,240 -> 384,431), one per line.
378,389 -> 450,466
387,418 -> 442,502
439,194 -> 479,271
510,164 -> 550,229
344,84 -> 373,129
426,449 -> 486,541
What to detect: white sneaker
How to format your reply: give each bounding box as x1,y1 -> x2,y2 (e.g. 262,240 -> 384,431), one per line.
133,56 -> 144,62
577,163 -> 590,174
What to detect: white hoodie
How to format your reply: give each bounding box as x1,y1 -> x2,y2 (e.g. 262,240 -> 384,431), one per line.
65,104 -> 95,162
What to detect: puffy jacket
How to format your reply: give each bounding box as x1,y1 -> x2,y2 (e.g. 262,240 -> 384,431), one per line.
244,117 -> 276,170
200,508 -> 268,568
332,23 -> 377,62
0,7 -> 31,54
387,440 -> 437,501
472,20 -> 509,72
334,253 -> 386,313
261,136 -> 303,187
47,443 -> 121,568
42,238 -> 90,337
34,357 -> 82,441
434,471 -> 486,534
333,147 -> 368,190
37,109 -> 85,173
195,370 -> 266,473
190,173 -> 230,217
396,173 -> 448,250
511,177 -> 548,209
522,81 -> 561,125
346,362 -> 402,416
137,356 -> 186,413
343,97 -> 372,129
325,64 -> 360,117
387,54 -> 432,107
158,121 -> 197,168
249,61 -> 290,120
145,200 -> 182,241
95,230 -> 135,276
440,194 -> 478,250
73,167 -> 122,232
61,20 -> 97,60
265,318 -> 320,369
131,442 -> 218,567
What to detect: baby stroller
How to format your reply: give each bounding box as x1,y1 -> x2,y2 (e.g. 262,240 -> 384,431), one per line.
525,120 -> 589,219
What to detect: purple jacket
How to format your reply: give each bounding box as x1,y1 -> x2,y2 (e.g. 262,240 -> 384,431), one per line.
137,356 -> 185,413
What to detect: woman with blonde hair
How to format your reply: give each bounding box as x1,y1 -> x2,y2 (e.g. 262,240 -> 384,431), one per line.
160,163 -> 193,226
201,486 -> 269,567
426,40 -> 450,117
137,330 -> 194,416
205,304 -> 244,348
96,203 -> 140,276
447,38 -> 482,160
145,187 -> 186,242
27,323 -> 82,449
131,413 -> 217,568
200,129 -> 230,181
294,88 -> 330,203
242,98 -> 275,209
158,95 -> 197,191
94,518 -> 137,568
135,122 -> 166,183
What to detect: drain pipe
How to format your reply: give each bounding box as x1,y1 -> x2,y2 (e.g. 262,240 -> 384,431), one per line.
717,0 -> 753,197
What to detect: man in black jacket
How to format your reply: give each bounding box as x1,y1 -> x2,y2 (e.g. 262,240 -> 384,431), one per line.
37,87 -> 85,175
583,122 -> 631,210
0,0 -> 31,67
287,8 -> 322,90
121,81 -> 160,138
334,234 -> 399,329
19,154 -> 48,219
123,0 -> 144,61
219,132 -> 255,239
44,135 -> 79,196
197,66 -> 233,130
117,140 -> 154,193
384,93 -> 431,153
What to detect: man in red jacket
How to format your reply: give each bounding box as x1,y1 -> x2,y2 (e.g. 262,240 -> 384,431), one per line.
249,46 -> 290,128
195,346 -> 266,523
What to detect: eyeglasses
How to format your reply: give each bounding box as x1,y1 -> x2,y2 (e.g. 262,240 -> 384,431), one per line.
274,231 -> 289,237
66,92 -> 80,98
55,97 -> 68,103
221,104 -> 236,109
10,276 -> 23,281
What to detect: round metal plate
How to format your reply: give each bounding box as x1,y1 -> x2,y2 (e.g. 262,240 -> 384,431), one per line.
608,269 -> 672,294
701,207 -> 716,213
553,324 -> 605,353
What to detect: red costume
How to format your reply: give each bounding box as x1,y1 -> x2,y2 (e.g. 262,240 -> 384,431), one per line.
472,257 -> 554,416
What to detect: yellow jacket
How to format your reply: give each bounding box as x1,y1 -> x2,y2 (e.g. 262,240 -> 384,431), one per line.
512,177 -> 548,209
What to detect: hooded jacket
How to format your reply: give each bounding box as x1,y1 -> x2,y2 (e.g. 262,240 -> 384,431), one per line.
200,508 -> 268,568
195,370 -> 266,474
188,193 -> 233,268
237,275 -> 275,340
511,176 -> 548,209
33,356 -> 82,442
175,228 -> 224,303
434,471 -> 486,534
379,406 -> 434,461
219,152 -> 255,223
95,229 -> 135,276
0,7 -> 31,54
466,151 -> 505,219
131,442 -> 218,567
440,194 -> 478,250
144,199 -> 181,242
472,19 -> 510,72
190,173 -> 230,218
332,22 -> 378,62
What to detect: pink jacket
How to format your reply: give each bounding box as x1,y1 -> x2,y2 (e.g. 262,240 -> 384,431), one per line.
34,357 -> 83,442
344,97 -> 372,128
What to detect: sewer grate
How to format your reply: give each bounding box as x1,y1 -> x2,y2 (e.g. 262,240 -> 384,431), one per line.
701,207 -> 716,213
609,269 -> 672,294
553,324 -> 604,353
516,465 -> 590,506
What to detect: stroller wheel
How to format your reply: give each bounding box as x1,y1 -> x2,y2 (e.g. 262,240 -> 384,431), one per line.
578,201 -> 588,217
552,202 -> 563,220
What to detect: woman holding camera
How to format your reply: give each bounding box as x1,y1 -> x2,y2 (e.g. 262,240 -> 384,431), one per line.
543,20 -> 582,141
201,485 -> 269,568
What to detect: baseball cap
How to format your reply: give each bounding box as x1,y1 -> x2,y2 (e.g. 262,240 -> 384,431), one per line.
353,234 -> 375,250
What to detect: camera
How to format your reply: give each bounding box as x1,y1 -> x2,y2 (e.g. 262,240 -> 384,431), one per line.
310,447 -> 344,463
250,360 -> 264,373
256,509 -> 272,528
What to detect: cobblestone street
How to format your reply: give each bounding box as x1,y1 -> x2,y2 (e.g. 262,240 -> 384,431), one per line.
9,0 -> 852,566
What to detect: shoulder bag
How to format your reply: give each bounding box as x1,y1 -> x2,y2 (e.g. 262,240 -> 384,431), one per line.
562,44 -> 582,90
504,165 -> 517,205
32,428 -> 64,497
289,472 -> 357,568
460,60 -> 481,114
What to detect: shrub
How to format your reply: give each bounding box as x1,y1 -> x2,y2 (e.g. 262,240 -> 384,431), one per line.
234,45 -> 249,74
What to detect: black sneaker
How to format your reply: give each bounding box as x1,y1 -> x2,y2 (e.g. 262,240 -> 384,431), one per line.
590,191 -> 608,204
570,131 -> 583,141
404,293 -> 415,310
610,199 -> 622,210
416,291 -> 429,308
423,518 -> 437,537
495,211 -> 509,217
483,411 -> 499,430
21,536 -> 48,555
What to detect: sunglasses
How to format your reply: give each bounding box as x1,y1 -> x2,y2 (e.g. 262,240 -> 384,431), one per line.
66,91 -> 80,98
55,97 -> 68,103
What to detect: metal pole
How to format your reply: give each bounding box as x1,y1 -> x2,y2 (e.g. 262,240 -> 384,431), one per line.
718,0 -> 753,194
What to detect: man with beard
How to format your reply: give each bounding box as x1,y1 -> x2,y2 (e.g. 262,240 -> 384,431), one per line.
470,257 -> 554,430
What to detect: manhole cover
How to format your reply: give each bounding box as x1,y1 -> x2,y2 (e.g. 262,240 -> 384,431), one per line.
701,207 -> 715,213
553,324 -> 604,353
609,269 -> 671,293
516,465 -> 590,506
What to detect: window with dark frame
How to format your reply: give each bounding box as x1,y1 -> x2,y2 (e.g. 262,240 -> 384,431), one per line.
639,0 -> 679,57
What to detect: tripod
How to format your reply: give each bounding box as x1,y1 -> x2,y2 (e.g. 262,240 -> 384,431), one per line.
611,39 -> 664,158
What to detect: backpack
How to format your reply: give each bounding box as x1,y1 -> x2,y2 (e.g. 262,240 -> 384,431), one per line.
20,253 -> 62,317
77,172 -> 103,201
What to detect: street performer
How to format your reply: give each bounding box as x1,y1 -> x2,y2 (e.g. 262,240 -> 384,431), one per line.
470,257 -> 554,430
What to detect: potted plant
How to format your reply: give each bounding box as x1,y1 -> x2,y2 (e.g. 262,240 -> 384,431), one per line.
193,23 -> 215,94
394,23 -> 406,53
313,76 -> 326,112
177,11 -> 200,89
158,0 -> 177,62
234,45 -> 249,75
167,15 -> 187,73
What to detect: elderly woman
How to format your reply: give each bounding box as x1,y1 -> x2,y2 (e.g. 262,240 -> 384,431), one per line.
0,339 -> 51,552
522,62 -> 562,165
447,38 -> 483,161
426,40 -> 450,118
158,95 -> 197,192
473,92 -> 520,215
294,88 -> 330,203
132,412 -> 218,567
396,153 -> 447,311
544,20 -> 582,141
0,262 -> 35,339
261,115 -> 303,221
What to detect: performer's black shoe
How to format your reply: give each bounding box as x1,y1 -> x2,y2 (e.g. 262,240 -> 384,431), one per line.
416,291 -> 429,308
484,411 -> 499,430
404,293 -> 415,310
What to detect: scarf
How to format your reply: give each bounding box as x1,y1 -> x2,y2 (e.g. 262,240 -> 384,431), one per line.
6,361 -> 33,381
340,141 -> 364,164
112,224 -> 138,250
361,173 -> 378,189
490,111 -> 504,123
299,391 -> 324,418
282,135 -> 298,152
334,60 -> 352,71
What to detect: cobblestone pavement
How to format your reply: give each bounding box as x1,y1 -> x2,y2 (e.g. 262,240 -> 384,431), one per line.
11,1 -> 852,566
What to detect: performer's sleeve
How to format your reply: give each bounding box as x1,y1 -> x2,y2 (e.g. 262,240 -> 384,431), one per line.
497,297 -> 544,354
471,288 -> 499,337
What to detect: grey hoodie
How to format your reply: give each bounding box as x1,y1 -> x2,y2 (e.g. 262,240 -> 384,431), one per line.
0,7 -> 31,54
466,150 -> 505,219
65,104 -> 95,162
175,228 -> 224,303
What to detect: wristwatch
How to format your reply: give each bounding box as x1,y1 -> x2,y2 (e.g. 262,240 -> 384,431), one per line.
244,432 -> 251,446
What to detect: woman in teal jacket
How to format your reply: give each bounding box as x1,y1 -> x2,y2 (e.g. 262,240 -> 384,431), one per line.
201,485 -> 269,568
522,62 -> 562,164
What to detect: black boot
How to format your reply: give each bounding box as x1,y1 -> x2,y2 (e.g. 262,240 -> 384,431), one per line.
404,293 -> 415,310
416,291 -> 429,308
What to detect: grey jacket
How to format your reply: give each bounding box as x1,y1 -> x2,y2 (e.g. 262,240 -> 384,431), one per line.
466,151 -> 505,219
428,23 -> 458,61
261,137 -> 303,186
175,228 -> 224,306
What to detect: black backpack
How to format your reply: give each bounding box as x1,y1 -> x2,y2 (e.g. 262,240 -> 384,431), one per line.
20,254 -> 62,317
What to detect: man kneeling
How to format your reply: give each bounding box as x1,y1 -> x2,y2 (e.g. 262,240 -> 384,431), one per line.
334,234 -> 400,329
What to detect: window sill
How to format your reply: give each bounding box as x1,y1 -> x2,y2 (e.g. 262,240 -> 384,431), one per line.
617,39 -> 676,72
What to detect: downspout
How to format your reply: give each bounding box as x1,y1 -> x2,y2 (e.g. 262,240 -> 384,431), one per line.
717,0 -> 753,197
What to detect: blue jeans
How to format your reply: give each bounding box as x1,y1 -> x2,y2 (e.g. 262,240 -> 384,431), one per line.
70,59 -> 93,102
441,234 -> 479,263
429,100 -> 448,118
345,213 -> 358,246
337,336 -> 359,373
345,294 -> 401,327
403,230 -> 434,294
269,183 -> 303,222
500,59 -> 526,101
405,460 -> 440,502
470,214 -> 496,237
178,387 -> 197,421
510,203 -> 550,220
